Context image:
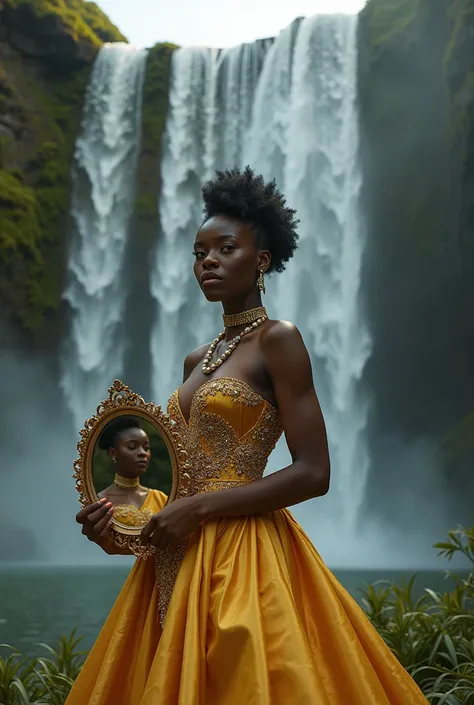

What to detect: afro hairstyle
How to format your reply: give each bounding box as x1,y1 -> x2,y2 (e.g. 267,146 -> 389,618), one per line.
201,166 -> 299,273
98,416 -> 142,451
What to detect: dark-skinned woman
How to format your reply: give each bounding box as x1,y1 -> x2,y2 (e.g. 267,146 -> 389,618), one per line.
70,168 -> 429,705
96,416 -> 167,528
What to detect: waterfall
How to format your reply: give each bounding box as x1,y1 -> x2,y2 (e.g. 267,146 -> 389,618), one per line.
61,43 -> 147,431
151,16 -> 371,533
255,15 -> 371,529
150,40 -> 271,403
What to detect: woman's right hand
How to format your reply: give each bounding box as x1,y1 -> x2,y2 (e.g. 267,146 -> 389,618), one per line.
76,498 -> 113,545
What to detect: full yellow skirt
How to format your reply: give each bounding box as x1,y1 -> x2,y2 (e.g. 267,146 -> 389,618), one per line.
66,510 -> 428,704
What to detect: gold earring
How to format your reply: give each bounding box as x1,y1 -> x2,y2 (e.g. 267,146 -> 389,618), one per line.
257,270 -> 265,295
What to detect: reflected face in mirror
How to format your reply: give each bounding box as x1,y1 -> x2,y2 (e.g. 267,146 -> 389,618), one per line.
93,415 -> 170,528
104,424 -> 151,478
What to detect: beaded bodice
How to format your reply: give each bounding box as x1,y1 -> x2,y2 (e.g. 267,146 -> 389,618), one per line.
167,377 -> 282,496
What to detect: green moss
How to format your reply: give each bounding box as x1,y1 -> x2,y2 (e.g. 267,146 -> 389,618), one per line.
360,0 -> 421,49
0,134 -> 14,163
141,43 -> 178,153
0,0 -> 132,335
443,0 -> 474,70
0,169 -> 41,259
133,43 -> 178,243
0,0 -> 128,332
134,194 -> 157,222
80,1 -> 127,44
5,0 -> 126,49
0,50 -> 93,329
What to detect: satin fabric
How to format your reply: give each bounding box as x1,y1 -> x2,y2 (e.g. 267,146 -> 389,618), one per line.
139,489 -> 169,512
66,379 -> 429,705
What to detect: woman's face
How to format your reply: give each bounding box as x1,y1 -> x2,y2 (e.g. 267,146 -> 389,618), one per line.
109,428 -> 151,477
193,215 -> 269,302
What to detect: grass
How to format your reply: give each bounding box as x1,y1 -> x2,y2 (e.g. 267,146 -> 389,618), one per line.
0,631 -> 86,704
361,526 -> 474,704
1,526 -> 472,703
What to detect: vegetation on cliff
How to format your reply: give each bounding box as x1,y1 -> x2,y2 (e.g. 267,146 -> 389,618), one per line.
361,0 -> 421,47
122,42 -> 177,393
133,42 -> 177,244
0,0 -> 125,334
0,54 -> 91,331
2,0 -> 126,64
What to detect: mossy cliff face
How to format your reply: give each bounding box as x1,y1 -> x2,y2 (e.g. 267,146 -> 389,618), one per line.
123,43 -> 178,394
358,0 -> 474,509
0,0 -> 125,336
441,0 -> 474,496
134,43 -> 178,246
1,0 -> 126,65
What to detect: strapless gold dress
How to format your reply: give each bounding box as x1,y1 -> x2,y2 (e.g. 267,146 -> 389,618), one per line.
112,489 -> 168,527
66,377 -> 429,705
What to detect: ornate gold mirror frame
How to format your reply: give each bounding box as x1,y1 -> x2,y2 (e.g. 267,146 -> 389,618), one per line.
73,380 -> 190,557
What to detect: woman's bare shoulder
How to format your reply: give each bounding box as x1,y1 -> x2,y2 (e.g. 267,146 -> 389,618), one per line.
183,342 -> 210,381
261,320 -> 311,377
261,319 -> 303,345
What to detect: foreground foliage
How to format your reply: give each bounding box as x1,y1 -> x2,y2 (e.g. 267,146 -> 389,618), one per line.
0,631 -> 85,704
1,527 -> 472,704
361,526 -> 474,704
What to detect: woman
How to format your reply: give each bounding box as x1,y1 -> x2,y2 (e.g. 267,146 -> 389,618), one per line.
69,168 -> 429,704
96,416 -> 168,532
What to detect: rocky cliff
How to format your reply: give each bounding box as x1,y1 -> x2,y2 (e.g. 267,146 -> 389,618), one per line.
358,0 -> 474,513
0,0 -> 126,340
0,0 -> 177,349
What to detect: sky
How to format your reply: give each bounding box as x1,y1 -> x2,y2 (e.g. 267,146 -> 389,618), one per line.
97,0 -> 367,49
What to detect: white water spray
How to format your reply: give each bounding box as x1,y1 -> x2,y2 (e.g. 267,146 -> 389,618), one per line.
257,16 -> 371,529
61,43 -> 147,430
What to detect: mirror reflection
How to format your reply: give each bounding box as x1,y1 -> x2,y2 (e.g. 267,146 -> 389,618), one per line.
92,414 -> 171,529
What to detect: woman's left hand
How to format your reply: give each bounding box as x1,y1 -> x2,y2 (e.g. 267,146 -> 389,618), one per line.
140,496 -> 203,551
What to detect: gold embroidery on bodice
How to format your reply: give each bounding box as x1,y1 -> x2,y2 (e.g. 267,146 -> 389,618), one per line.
113,505 -> 154,527
167,377 -> 282,496
156,378 -> 282,628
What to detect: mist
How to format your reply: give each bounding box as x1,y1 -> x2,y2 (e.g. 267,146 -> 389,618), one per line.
0,344 -> 133,566
267,431 -> 465,572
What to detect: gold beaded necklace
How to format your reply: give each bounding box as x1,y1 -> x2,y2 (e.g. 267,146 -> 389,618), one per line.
202,307 -> 268,375
114,474 -> 140,489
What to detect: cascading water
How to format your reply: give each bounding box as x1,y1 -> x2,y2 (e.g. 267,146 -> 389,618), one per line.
150,41 -> 271,403
61,43 -> 147,431
151,16 -> 371,539
255,16 -> 371,530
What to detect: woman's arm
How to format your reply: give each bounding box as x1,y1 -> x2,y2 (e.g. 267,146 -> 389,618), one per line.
197,321 -> 330,520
